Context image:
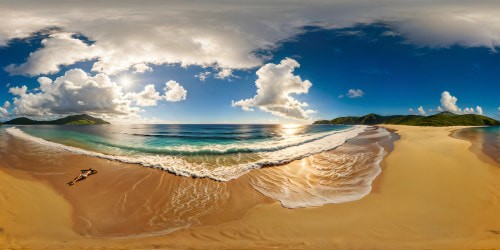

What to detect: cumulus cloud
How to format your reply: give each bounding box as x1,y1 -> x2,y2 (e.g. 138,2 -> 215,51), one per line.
476,106 -> 483,115
164,80 -> 187,102
408,108 -> 414,112
232,58 -> 314,120
463,107 -> 475,114
195,71 -> 211,81
437,91 -> 483,115
8,69 -> 138,116
6,69 -> 187,118
8,86 -> 28,96
417,106 -> 426,115
346,89 -> 364,98
215,68 -> 234,79
0,101 -> 10,118
462,106 -> 483,115
5,32 -> 100,76
132,63 -> 152,74
3,1 -> 500,76
125,84 -> 162,107
440,91 -> 460,113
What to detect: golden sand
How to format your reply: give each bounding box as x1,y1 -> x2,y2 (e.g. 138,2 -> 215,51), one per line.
0,125 -> 499,249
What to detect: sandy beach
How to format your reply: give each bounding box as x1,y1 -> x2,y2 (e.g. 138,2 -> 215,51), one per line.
1,125 -> 499,249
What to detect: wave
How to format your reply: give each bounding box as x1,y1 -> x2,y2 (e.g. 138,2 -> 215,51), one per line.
6,126 -> 366,181
248,127 -> 390,208
129,133 -> 270,140
96,127 -> 360,156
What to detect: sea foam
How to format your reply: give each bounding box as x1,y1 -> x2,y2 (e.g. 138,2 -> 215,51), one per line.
6,126 -> 366,181
248,127 -> 390,208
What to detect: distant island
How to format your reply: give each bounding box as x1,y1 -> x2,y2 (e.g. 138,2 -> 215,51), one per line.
4,114 -> 110,125
314,111 -> 500,126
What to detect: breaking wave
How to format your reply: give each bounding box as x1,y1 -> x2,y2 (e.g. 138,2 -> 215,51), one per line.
6,126 -> 366,181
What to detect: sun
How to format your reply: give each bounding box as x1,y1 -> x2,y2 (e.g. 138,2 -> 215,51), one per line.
119,76 -> 134,87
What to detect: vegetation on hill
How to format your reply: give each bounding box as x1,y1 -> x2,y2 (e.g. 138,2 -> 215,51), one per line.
4,114 -> 110,125
314,112 -> 500,126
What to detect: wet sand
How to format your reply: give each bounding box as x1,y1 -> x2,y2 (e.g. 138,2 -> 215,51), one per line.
1,125 -> 499,249
453,127 -> 500,165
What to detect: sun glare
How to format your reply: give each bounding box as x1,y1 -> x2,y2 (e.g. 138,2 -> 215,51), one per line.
119,76 -> 133,87
281,123 -> 302,136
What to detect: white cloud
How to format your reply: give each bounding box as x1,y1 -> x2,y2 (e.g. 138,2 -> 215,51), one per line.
408,108 -> 414,112
3,1 -> 500,76
0,101 -> 10,118
5,32 -> 100,76
8,69 -> 140,116
346,89 -> 364,98
338,94 -> 344,99
428,106 -> 444,113
8,86 -> 27,96
164,80 -> 187,102
476,106 -> 483,115
195,71 -> 211,81
438,91 -> 484,115
232,58 -> 314,120
381,31 -> 400,37
417,106 -> 426,115
440,91 -> 460,113
132,63 -> 152,74
463,107 -> 475,114
215,68 -> 234,79
125,84 -> 162,107
0,108 -> 8,118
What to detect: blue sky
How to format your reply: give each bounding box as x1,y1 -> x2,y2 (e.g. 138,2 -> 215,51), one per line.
1,1 -> 500,123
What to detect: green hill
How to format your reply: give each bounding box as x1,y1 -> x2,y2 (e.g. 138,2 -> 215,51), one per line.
314,112 -> 500,126
4,114 -> 110,125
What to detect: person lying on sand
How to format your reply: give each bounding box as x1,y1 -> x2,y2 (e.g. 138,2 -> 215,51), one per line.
67,168 -> 98,186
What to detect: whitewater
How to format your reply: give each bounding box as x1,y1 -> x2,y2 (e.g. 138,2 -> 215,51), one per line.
5,125 -> 366,181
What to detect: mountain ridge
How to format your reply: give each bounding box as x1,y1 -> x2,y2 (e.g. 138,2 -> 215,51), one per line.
314,112 -> 500,126
4,114 -> 110,125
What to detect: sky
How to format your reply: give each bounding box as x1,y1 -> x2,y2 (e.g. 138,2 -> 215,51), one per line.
0,0 -> 500,124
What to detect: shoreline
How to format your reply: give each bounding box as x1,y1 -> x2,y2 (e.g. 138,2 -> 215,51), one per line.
0,125 -> 499,249
451,126 -> 500,166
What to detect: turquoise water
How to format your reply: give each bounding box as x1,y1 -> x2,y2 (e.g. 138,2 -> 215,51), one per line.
16,124 -> 352,156
3,124 -> 397,208
6,124 -> 365,181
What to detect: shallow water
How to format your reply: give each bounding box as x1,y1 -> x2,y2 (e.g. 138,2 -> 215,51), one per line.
5,124 -> 365,181
453,126 -> 500,164
0,124 -> 397,236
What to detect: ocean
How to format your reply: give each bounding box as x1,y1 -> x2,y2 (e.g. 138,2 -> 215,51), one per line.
2,124 -> 397,209
5,124 -> 363,180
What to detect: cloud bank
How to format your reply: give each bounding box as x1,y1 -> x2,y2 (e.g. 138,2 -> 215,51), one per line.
5,32 -> 100,76
2,1 -> 500,77
8,69 -> 187,117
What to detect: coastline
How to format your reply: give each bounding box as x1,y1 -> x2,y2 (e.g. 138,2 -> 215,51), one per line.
452,126 -> 500,166
0,125 -> 499,249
